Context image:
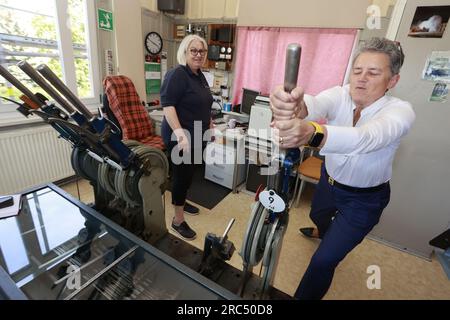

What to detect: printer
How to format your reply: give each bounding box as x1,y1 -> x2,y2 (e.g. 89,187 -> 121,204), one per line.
245,95 -> 274,192
247,95 -> 273,162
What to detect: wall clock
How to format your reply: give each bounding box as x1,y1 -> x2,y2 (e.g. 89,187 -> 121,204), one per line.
145,31 -> 163,55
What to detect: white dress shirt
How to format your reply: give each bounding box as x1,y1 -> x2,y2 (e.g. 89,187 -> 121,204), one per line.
304,84 -> 415,188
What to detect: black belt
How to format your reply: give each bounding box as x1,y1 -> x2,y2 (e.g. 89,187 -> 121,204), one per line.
324,169 -> 389,193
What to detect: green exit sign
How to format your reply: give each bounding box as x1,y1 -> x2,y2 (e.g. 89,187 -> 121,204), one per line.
98,8 -> 113,31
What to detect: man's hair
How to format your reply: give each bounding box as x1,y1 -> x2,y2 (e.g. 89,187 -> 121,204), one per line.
354,37 -> 405,75
177,34 -> 208,65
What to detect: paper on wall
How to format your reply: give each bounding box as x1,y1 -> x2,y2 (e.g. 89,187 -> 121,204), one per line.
422,51 -> 450,82
145,71 -> 161,80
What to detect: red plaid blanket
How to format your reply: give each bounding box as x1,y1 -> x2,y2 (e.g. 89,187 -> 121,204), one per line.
103,75 -> 165,150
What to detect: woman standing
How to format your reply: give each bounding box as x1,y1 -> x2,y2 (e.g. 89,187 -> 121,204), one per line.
160,34 -> 213,241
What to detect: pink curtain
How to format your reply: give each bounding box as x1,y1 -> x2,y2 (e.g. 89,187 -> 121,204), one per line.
231,27 -> 357,105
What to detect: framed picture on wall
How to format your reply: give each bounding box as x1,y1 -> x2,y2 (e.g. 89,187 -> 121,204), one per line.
408,6 -> 450,38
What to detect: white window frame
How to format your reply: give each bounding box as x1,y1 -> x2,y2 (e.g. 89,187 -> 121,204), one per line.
0,0 -> 101,126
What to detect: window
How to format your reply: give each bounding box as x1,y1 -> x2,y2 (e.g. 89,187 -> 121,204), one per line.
0,0 -> 100,119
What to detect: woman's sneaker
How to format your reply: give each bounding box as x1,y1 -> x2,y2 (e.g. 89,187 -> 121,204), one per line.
171,221 -> 196,240
184,202 -> 200,215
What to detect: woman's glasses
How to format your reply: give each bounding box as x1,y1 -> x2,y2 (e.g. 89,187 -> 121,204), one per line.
189,48 -> 207,56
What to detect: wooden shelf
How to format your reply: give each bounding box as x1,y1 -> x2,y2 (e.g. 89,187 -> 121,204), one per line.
207,24 -> 236,71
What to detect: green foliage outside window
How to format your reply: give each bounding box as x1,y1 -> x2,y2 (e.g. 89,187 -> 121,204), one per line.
0,0 -> 92,103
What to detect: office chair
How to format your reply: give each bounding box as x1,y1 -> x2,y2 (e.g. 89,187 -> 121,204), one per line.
292,147 -> 323,207
103,75 -> 165,150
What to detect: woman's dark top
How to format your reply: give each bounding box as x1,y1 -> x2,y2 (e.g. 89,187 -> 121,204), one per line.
160,65 -> 213,147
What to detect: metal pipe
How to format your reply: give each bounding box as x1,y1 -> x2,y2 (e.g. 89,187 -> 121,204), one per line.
17,61 -> 77,115
0,64 -> 45,107
220,218 -> 235,244
37,64 -> 93,119
36,63 -> 134,168
284,43 -> 301,94
273,43 -> 302,193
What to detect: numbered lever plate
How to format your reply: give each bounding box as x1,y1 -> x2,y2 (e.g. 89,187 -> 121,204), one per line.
258,190 -> 285,213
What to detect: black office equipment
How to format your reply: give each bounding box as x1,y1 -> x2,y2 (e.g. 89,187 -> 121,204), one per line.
218,26 -> 233,42
240,88 -> 260,115
246,163 -> 268,193
208,45 -> 220,61
157,0 -> 185,14
210,28 -> 218,41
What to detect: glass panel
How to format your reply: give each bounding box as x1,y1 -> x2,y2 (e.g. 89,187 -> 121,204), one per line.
27,189 -> 87,255
0,187 -> 232,300
73,248 -> 221,300
68,0 -> 93,98
0,217 -> 29,274
0,0 -> 61,101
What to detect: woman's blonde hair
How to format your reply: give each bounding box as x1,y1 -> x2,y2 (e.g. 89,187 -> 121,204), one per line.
177,34 -> 208,65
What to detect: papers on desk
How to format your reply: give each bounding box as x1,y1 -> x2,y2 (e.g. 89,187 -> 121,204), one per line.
0,194 -> 22,219
214,125 -> 245,138
224,128 -> 245,138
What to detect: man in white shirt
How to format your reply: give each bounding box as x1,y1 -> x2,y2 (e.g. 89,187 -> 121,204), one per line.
270,38 -> 415,300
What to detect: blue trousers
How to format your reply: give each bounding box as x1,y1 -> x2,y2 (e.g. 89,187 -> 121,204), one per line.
294,165 -> 390,300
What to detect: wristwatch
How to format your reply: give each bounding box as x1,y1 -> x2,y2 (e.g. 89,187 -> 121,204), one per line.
307,121 -> 324,148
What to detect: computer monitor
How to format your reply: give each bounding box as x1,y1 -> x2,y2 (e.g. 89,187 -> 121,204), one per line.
241,88 -> 260,115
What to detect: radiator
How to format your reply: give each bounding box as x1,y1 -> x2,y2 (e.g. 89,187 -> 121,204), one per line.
0,126 -> 75,194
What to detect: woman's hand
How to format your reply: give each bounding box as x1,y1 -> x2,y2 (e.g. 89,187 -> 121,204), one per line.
174,128 -> 190,153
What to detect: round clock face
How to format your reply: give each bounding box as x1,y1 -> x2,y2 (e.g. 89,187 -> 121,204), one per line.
145,32 -> 163,55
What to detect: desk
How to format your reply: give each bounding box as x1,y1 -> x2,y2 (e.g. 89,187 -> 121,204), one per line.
205,124 -> 247,193
0,184 -> 237,300
148,115 -> 249,192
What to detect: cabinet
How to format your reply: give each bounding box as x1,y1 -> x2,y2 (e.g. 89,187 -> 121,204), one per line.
185,0 -> 203,19
205,143 -> 236,189
224,0 -> 239,18
202,0 -> 226,19
206,24 -> 236,71
182,0 -> 239,19
204,128 -> 246,191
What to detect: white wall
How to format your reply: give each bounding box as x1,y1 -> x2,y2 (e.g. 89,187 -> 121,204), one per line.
112,0 -> 146,100
373,0 -> 397,17
237,0 -> 372,28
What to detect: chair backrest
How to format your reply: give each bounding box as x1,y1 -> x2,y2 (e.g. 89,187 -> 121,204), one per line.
293,147 -> 323,207
102,93 -> 122,139
298,147 -> 323,181
103,75 -> 154,141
